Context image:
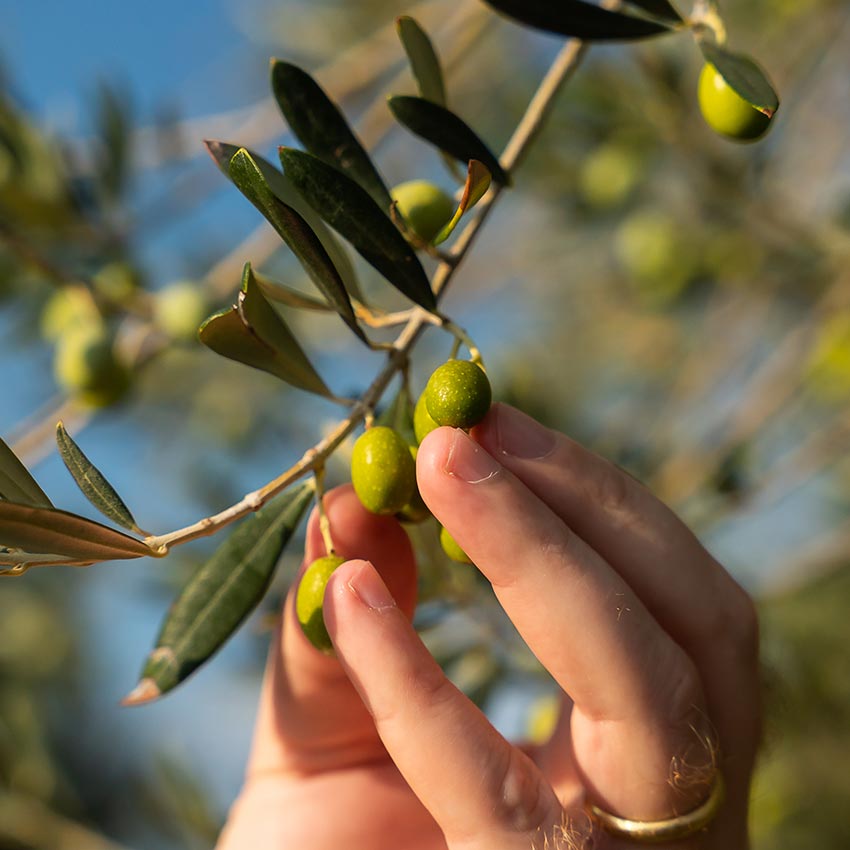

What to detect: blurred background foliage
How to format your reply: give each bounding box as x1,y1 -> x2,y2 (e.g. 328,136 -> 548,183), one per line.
1,0 -> 849,847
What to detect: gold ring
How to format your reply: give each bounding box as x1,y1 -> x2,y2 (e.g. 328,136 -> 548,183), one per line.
586,773 -> 725,844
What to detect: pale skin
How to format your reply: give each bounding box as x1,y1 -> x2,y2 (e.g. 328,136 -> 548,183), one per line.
217,403 -> 760,850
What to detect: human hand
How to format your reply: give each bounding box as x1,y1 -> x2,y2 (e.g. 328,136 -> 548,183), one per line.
217,403 -> 760,849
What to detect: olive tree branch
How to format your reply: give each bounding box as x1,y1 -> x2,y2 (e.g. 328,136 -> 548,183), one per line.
145,36 -> 591,554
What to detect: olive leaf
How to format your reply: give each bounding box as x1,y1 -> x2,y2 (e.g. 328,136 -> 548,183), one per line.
228,148 -> 366,342
123,480 -> 314,704
376,379 -> 417,447
387,96 -> 509,186
270,60 -> 393,210
0,501 -> 152,563
480,0 -> 673,40
699,42 -> 779,117
396,16 -> 447,107
624,0 -> 681,22
199,263 -> 334,398
433,160 -> 492,246
0,435 -> 52,508
279,147 -> 437,312
55,422 -> 140,533
252,270 -> 334,312
205,140 -> 365,305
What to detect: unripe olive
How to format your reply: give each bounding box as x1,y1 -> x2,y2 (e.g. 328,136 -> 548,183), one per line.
153,281 -> 210,341
440,526 -> 472,564
413,391 -> 440,444
578,142 -> 642,210
424,359 -> 491,430
391,180 -> 455,243
396,445 -> 431,524
351,426 -> 416,515
296,554 -> 346,653
53,325 -> 130,408
93,262 -> 139,304
698,63 -> 773,143
40,287 -> 102,342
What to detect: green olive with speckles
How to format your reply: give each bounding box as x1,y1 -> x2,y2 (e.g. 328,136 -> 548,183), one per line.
440,526 -> 472,564
425,359 -> 491,430
351,426 -> 416,515
296,554 -> 346,653
414,391 -> 440,444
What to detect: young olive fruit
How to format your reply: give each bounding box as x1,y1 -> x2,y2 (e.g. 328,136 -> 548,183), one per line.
296,554 -> 346,653
440,526 -> 472,565
390,179 -> 455,243
698,63 -> 773,142
413,391 -> 440,444
424,359 -> 492,430
53,324 -> 130,408
396,446 -> 431,524
153,281 -> 210,341
351,426 -> 416,515
40,287 -> 102,342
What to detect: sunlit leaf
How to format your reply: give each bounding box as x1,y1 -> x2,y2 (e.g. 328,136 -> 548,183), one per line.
396,16 -> 447,106
205,140 -> 365,305
699,43 -> 779,116
253,270 -> 333,312
625,0 -> 681,22
123,481 -> 314,703
481,0 -> 673,40
0,501 -> 152,562
55,422 -> 140,533
387,96 -> 509,186
376,380 -> 417,447
199,263 -> 333,398
279,147 -> 436,311
433,160 -> 492,245
270,60 -> 392,209
0,436 -> 52,509
228,148 -> 365,342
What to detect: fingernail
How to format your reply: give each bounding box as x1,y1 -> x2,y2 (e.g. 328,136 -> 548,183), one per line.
495,404 -> 556,460
347,561 -> 396,611
443,428 -> 501,484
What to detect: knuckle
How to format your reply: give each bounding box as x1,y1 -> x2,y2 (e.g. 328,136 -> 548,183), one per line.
660,651 -> 705,724
487,746 -> 554,835
585,456 -> 633,519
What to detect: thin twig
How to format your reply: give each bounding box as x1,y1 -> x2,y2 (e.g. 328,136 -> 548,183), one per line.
145,37 -> 592,553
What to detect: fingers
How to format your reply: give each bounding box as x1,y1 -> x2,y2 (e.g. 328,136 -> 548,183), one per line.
247,485 -> 418,778
324,558 -> 566,850
417,426 -> 711,820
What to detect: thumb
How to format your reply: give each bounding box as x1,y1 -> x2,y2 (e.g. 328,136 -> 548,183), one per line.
246,484 -> 417,777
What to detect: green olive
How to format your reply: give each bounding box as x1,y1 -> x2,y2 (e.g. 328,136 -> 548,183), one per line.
351,426 -> 416,515
296,554 -> 346,653
153,281 -> 210,341
413,391 -> 440,444
424,360 -> 492,430
53,325 -> 130,408
698,63 -> 773,142
391,180 -> 455,243
440,526 -> 472,564
40,287 -> 102,342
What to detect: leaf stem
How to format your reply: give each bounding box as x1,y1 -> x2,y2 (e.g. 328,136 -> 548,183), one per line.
144,37 -> 594,554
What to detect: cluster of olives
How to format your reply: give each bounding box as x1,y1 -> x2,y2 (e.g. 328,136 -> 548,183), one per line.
296,358 -> 492,652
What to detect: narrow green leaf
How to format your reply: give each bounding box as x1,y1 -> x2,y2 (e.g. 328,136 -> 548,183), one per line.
228,148 -> 366,342
625,0 -> 681,22
376,380 -> 417,447
199,263 -> 333,398
433,160 -> 492,246
279,148 -> 437,312
387,96 -> 510,186
0,436 -> 52,509
270,60 -> 393,209
396,16 -> 447,106
253,271 -> 334,312
699,43 -> 779,117
55,422 -> 140,533
481,0 -> 673,40
124,481 -> 314,703
0,501 -> 152,562
204,140 -> 365,305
